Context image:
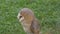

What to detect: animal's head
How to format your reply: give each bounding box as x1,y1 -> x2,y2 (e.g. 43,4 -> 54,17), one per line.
17,8 -> 35,22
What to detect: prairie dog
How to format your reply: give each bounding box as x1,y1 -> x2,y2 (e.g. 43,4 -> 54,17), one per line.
17,8 -> 40,34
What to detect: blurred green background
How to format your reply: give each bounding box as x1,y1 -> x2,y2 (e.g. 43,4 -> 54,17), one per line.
0,0 -> 60,34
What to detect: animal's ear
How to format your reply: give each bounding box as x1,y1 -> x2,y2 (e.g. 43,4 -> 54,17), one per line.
30,19 -> 40,34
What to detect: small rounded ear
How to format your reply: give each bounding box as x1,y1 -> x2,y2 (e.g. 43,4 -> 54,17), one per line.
24,14 -> 34,23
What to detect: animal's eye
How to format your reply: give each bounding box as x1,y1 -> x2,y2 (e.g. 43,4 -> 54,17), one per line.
19,16 -> 22,18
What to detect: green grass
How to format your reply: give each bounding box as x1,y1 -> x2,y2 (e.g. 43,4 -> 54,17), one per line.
0,0 -> 60,34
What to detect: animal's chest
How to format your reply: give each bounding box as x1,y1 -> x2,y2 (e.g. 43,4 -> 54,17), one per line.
21,21 -> 31,32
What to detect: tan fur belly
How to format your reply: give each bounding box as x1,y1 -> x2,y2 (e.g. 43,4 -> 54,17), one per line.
21,22 -> 31,32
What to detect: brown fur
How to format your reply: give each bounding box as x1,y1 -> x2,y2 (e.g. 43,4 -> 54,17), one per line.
17,8 -> 40,34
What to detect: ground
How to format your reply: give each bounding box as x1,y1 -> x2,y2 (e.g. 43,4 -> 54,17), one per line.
0,0 -> 60,34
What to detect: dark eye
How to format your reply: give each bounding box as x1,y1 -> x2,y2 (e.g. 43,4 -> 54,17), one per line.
19,16 -> 22,18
